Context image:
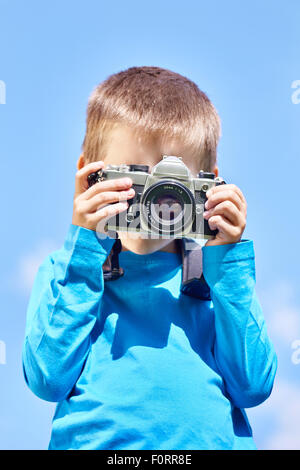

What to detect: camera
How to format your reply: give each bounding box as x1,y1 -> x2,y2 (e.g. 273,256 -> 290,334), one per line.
87,155 -> 225,239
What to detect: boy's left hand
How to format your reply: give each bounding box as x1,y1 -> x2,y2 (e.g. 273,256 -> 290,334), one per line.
203,184 -> 247,247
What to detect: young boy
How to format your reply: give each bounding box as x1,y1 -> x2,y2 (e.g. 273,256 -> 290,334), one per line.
22,66 -> 277,450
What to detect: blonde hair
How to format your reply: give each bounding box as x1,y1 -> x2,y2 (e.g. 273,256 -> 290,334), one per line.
82,66 -> 221,171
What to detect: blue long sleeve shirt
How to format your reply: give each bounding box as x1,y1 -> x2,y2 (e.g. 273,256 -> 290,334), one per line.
22,224 -> 277,450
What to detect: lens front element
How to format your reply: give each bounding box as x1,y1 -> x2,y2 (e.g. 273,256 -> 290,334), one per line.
140,180 -> 195,235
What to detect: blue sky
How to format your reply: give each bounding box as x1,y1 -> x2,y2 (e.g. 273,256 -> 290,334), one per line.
0,0 -> 299,449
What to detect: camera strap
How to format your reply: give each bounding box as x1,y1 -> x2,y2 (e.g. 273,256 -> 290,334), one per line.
179,238 -> 211,301
102,238 -> 124,281
102,238 -> 211,301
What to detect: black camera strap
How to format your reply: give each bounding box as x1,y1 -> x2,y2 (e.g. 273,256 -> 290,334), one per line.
102,238 -> 124,281
102,238 -> 211,301
179,238 -> 211,301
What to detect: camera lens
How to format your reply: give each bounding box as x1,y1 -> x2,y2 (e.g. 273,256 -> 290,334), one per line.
152,194 -> 183,222
140,180 -> 195,235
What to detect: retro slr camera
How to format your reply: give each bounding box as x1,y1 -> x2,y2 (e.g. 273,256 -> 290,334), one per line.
87,156 -> 225,239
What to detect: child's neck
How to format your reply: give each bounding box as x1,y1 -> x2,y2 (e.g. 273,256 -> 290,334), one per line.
159,239 -> 178,253
119,237 -> 179,255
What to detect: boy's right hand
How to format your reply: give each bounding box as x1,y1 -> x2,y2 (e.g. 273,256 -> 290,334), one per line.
72,161 -> 135,232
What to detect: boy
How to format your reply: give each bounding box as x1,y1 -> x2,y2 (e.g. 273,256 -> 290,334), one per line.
22,66 -> 277,450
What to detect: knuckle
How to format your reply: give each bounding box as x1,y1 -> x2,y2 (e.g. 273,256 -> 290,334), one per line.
96,192 -> 106,203
228,189 -> 236,199
234,226 -> 242,238
75,170 -> 82,180
73,198 -> 80,210
207,194 -> 215,205
89,182 -> 103,196
76,203 -> 85,215
223,200 -> 232,210
210,215 -> 219,224
101,207 -> 109,219
93,181 -> 103,192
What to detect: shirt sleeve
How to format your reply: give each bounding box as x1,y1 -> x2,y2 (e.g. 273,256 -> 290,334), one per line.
22,224 -> 115,402
202,239 -> 277,409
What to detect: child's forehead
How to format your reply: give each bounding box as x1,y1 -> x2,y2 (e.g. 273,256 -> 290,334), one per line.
103,123 -> 199,175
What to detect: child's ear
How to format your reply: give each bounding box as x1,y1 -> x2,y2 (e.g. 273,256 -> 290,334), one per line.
77,153 -> 85,170
213,165 -> 219,177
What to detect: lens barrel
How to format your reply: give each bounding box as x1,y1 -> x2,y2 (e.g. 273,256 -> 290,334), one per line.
140,180 -> 195,235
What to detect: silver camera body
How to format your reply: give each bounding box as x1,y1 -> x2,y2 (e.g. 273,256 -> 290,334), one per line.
87,156 -> 225,239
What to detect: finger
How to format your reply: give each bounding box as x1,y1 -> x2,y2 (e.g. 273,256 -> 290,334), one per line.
205,187 -> 245,212
206,184 -> 246,208
208,215 -> 241,240
85,188 -> 135,212
82,177 -> 133,201
75,160 -> 105,195
204,200 -> 244,227
88,201 -> 129,226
